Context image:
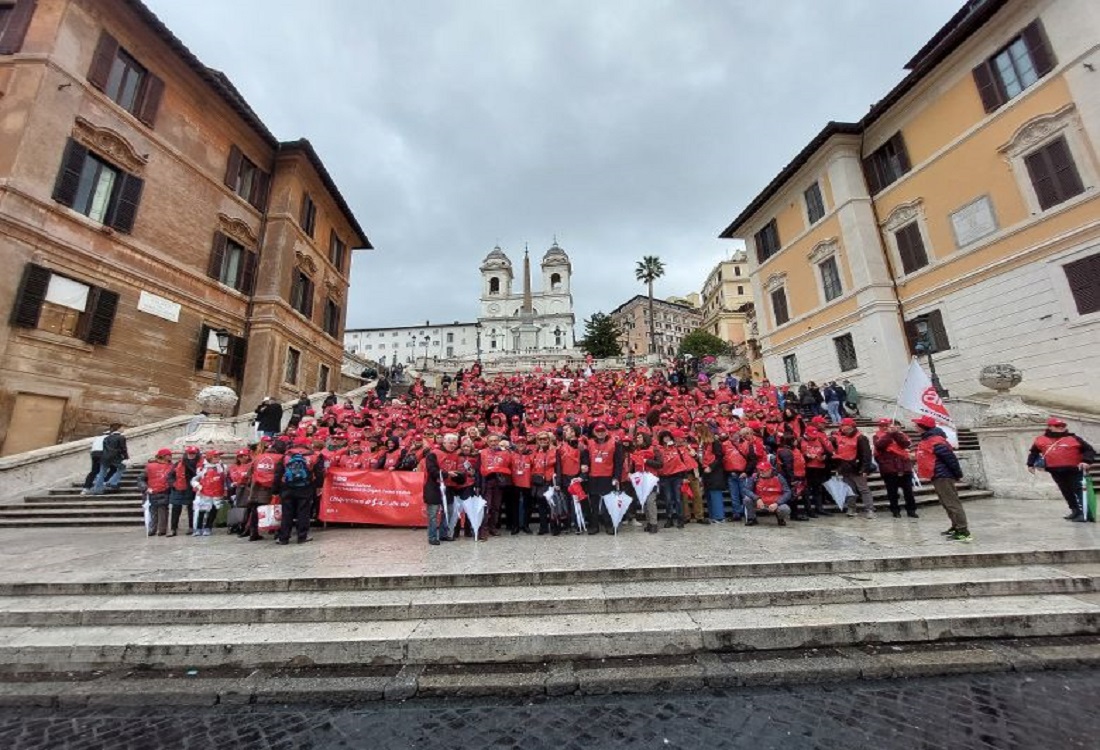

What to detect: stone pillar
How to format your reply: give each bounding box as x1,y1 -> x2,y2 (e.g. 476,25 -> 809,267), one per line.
970,365 -> 1058,501
173,385 -> 248,455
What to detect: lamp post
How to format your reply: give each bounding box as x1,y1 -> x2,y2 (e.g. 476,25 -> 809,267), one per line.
912,315 -> 949,398
213,328 -> 231,386
421,335 -> 431,371
475,324 -> 482,363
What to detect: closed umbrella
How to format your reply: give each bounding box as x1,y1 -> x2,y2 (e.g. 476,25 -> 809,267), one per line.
462,495 -> 488,540
602,491 -> 632,534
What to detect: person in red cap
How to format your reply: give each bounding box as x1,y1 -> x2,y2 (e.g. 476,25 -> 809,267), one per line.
1028,417 -> 1095,521
913,415 -> 969,541
226,448 -> 254,534
742,460 -> 792,526
873,418 -> 918,519
277,438 -> 323,545
139,448 -> 174,536
586,422 -> 624,534
832,418 -> 875,518
190,449 -> 229,536
168,445 -> 202,536
655,429 -> 691,528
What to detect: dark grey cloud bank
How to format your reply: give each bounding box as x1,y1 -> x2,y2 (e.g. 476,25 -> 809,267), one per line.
144,0 -> 960,329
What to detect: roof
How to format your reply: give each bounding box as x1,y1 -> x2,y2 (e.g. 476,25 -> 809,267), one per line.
124,1 -> 370,250
718,0 -> 1009,239
607,295 -> 703,318
345,322 -> 478,334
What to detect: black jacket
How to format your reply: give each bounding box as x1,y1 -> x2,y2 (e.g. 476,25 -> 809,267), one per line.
101,431 -> 128,463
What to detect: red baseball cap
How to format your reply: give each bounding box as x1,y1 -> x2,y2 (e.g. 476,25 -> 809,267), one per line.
840,418 -> 857,427
1047,417 -> 1067,427
756,461 -> 774,473
593,422 -> 607,431
877,418 -> 892,426
155,448 -> 172,458
184,446 -> 200,454
913,416 -> 937,429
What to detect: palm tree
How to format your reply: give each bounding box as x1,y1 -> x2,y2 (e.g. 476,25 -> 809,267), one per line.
634,255 -> 665,356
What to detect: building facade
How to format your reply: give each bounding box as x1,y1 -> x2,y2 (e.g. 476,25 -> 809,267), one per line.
699,251 -> 753,346
0,0 -> 370,455
609,295 -> 703,358
344,322 -> 480,364
477,241 -> 576,354
720,0 -> 1100,411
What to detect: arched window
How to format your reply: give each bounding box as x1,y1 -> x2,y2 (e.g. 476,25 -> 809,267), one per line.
550,273 -> 562,290
488,277 -> 500,294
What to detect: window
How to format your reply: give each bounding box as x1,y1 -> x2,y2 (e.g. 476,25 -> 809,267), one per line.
834,334 -> 858,372
863,132 -> 911,194
206,232 -> 256,294
290,271 -> 314,318
318,364 -> 330,393
550,272 -> 562,289
1024,136 -> 1085,211
194,324 -> 245,378
770,288 -> 789,327
973,20 -> 1056,113
0,0 -> 34,54
819,256 -> 843,302
86,32 -> 163,126
364,344 -> 372,351
323,299 -> 340,337
804,182 -> 826,224
734,266 -> 741,276
446,332 -> 454,343
737,285 -> 744,295
284,347 -> 300,385
894,222 -> 930,276
299,193 -> 316,237
754,219 -> 781,264
224,146 -> 269,209
904,310 -> 951,355
52,139 -> 144,233
1064,253 -> 1100,315
329,230 -> 347,272
10,263 -> 119,345
446,346 -> 454,357
782,354 -> 800,383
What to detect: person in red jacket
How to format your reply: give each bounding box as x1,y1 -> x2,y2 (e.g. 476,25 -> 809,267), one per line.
1028,417 -> 1096,521
800,426 -> 832,517
832,418 -> 875,518
530,431 -> 560,535
656,429 -> 691,529
242,443 -> 283,541
138,448 -> 174,537
507,437 -> 534,535
586,422 -> 624,535
873,418 -> 918,518
478,433 -> 513,540
556,424 -> 589,534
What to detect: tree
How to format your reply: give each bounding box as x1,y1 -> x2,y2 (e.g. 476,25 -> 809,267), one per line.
679,328 -> 731,359
578,312 -> 623,358
634,255 -> 665,355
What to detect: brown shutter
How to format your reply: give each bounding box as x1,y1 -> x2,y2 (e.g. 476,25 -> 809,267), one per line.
1064,254 -> 1100,315
135,72 -> 164,127
87,31 -> 118,91
1022,19 -> 1056,78
0,0 -> 37,54
927,309 -> 950,352
903,318 -> 919,355
224,145 -> 242,191
972,60 -> 1005,113
109,173 -> 143,233
207,231 -> 227,281
52,138 -> 87,207
81,287 -> 119,345
1024,148 -> 1059,210
1047,136 -> 1084,201
194,324 -> 210,370
249,169 -> 269,209
862,155 -> 882,195
304,278 -> 314,319
226,334 -> 247,378
239,250 -> 256,294
892,133 -> 911,173
9,263 -> 51,328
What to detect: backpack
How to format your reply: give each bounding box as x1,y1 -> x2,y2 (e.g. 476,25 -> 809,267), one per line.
282,452 -> 311,488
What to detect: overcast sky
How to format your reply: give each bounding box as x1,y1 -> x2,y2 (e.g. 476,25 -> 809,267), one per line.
144,0 -> 961,330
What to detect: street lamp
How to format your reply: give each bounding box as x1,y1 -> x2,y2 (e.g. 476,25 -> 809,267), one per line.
213,328 -> 231,386
421,335 -> 431,371
475,324 -> 483,363
912,315 -> 949,398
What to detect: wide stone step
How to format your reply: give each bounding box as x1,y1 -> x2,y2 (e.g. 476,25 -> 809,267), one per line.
0,518 -> 143,528
0,507 -> 142,520
2,564 -> 1095,628
53,486 -> 141,495
0,593 -> 1095,671
33,491 -> 144,501
11,500 -> 139,511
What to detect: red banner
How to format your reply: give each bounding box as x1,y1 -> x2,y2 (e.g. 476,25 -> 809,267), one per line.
320,469 -> 427,527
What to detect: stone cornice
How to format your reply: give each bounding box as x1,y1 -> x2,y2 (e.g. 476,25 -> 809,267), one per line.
72,117 -> 148,173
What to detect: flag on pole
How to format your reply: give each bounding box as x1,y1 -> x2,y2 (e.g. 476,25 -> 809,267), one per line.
897,358 -> 958,447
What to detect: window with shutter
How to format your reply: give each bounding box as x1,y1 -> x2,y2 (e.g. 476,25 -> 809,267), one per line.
804,182 -> 826,224
328,230 -> 346,271
86,31 -> 163,125
9,263 -> 51,329
224,146 -> 269,209
300,193 -> 316,237
290,271 -> 314,317
1063,253 -> 1100,316
323,299 -> 340,337
0,0 -> 36,54
318,364 -> 330,392
833,334 -> 858,372
906,310 -> 951,354
973,19 -> 1056,114
754,219 -> 781,263
863,132 -> 911,193
51,139 -> 143,232
284,347 -> 301,385
893,222 -> 930,276
782,354 -> 800,383
819,256 -> 843,302
79,287 -> 118,345
1024,136 -> 1085,211
770,288 -> 789,327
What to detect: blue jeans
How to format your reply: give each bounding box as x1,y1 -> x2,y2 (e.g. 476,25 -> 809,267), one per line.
707,489 -> 726,521
659,475 -> 683,520
727,474 -> 746,520
826,401 -> 842,423
91,461 -> 123,494
426,503 -> 442,543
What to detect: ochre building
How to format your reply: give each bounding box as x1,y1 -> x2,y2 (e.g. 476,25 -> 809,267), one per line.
0,0 -> 371,454
720,0 -> 1100,412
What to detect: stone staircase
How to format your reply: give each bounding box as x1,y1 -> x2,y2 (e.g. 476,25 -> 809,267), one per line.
0,546 -> 1097,702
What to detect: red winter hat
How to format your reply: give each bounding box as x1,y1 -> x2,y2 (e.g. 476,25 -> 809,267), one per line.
913,416 -> 937,429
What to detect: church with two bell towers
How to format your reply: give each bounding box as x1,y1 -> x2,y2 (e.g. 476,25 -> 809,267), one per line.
478,241 -> 576,354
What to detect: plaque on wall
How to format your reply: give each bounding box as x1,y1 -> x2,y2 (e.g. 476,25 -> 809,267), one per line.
950,195 -> 998,248
137,291 -> 181,322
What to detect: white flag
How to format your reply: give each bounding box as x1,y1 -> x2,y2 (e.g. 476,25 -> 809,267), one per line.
897,358 -> 957,447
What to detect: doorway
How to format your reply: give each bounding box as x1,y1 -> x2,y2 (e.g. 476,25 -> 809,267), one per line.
2,393 -> 67,456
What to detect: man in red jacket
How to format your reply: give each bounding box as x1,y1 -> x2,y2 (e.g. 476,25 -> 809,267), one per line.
873,418 -> 918,519
1028,417 -> 1096,521
139,448 -> 174,537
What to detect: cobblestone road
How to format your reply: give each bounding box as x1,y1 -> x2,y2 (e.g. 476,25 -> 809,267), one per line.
1,669 -> 1096,750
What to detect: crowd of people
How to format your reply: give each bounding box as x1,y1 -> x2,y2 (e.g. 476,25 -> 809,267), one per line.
134,363 -> 1095,547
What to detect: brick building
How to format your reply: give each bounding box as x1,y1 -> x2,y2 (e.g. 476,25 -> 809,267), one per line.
608,295 -> 702,358
0,0 -> 370,455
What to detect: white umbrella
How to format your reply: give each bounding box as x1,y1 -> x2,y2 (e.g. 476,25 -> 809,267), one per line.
462,495 -> 488,540
447,495 -> 463,538
629,472 -> 659,508
823,475 -> 852,510
602,491 -> 632,535
439,476 -> 451,526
